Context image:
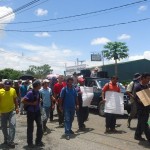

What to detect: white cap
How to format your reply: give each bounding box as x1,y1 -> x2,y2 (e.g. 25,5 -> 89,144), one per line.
43,79 -> 50,83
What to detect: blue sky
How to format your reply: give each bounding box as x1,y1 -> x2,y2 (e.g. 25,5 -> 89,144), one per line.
0,0 -> 150,74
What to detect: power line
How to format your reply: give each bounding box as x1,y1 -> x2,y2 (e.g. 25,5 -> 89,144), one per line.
0,0 -> 42,20
11,0 -> 49,17
0,0 -> 149,24
1,17 -> 149,33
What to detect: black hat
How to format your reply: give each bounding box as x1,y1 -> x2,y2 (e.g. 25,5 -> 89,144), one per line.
4,80 -> 12,86
32,80 -> 41,88
133,73 -> 141,81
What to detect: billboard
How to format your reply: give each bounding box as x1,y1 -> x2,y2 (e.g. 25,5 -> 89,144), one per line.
91,54 -> 101,61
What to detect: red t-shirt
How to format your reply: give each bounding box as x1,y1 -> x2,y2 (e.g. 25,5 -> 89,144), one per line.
53,82 -> 66,95
102,81 -> 120,92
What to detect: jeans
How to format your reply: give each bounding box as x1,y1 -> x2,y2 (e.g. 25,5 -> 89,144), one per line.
41,106 -> 50,122
64,108 -> 75,135
27,111 -> 43,145
135,109 -> 150,140
1,111 -> 16,143
105,113 -> 116,129
41,106 -> 50,130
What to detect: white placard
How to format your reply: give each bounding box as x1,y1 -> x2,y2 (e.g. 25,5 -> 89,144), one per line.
80,86 -> 94,107
104,91 -> 124,115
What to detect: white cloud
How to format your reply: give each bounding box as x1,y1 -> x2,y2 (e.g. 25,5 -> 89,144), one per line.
138,5 -> 148,11
2,43 -> 82,73
91,37 -> 111,45
0,44 -> 150,75
117,34 -> 131,40
35,8 -> 48,16
34,32 -> 50,37
0,6 -> 15,37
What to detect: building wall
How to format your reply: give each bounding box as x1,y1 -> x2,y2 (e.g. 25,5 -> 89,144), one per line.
101,59 -> 150,82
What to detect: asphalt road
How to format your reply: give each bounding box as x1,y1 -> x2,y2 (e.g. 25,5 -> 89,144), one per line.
0,110 -> 150,150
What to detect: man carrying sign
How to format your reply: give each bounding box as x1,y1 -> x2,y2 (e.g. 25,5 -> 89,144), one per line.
102,76 -> 120,133
134,73 -> 150,142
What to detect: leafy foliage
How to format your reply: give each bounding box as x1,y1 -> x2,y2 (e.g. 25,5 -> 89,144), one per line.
25,64 -> 53,79
102,42 -> 129,60
0,64 -> 53,80
0,68 -> 22,80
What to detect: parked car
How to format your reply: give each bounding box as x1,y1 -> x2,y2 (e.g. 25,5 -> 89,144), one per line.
84,77 -> 130,116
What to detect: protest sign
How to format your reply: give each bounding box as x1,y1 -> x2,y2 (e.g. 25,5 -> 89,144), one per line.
104,91 -> 124,115
80,86 -> 94,107
136,88 -> 150,106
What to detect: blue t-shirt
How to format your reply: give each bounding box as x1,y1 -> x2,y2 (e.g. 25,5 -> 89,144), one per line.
60,86 -> 77,110
39,87 -> 52,107
20,85 -> 28,97
24,90 -> 40,112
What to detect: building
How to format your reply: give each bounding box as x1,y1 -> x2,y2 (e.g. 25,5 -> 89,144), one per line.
101,59 -> 150,82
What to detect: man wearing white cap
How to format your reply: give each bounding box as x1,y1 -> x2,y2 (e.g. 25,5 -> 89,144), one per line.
40,79 -> 55,133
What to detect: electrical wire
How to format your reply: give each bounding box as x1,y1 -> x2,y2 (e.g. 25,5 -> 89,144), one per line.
0,17 -> 149,33
0,0 -> 42,20
0,0 -> 149,24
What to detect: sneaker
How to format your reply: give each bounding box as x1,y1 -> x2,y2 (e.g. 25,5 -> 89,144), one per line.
36,141 -> 45,147
134,136 -> 146,141
66,135 -> 70,140
79,127 -> 85,131
111,129 -> 118,133
70,130 -> 74,134
105,128 -> 110,134
1,141 -> 8,145
7,142 -> 15,148
28,144 -> 34,148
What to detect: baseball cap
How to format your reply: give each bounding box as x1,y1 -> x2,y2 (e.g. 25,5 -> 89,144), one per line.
4,80 -> 12,86
133,73 -> 141,81
32,80 -> 41,88
43,79 -> 49,83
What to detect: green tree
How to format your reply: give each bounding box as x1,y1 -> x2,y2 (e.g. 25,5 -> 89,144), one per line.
25,64 -> 53,79
102,42 -> 129,76
0,68 -> 22,80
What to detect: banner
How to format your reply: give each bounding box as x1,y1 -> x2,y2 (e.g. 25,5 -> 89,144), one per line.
104,91 -> 124,115
80,86 -> 94,107
136,88 -> 150,106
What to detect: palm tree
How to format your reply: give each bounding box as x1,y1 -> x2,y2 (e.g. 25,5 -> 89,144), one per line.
102,42 -> 129,76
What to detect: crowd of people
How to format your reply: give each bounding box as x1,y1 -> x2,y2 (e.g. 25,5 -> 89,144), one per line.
0,72 -> 150,148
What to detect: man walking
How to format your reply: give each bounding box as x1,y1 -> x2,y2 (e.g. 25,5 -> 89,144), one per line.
40,79 -> 55,133
126,73 -> 141,128
102,76 -> 120,133
134,73 -> 150,142
22,80 -> 44,148
0,80 -> 19,148
53,75 -> 66,127
60,77 -> 79,140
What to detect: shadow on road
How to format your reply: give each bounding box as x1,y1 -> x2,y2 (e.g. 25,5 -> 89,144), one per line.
138,140 -> 150,148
